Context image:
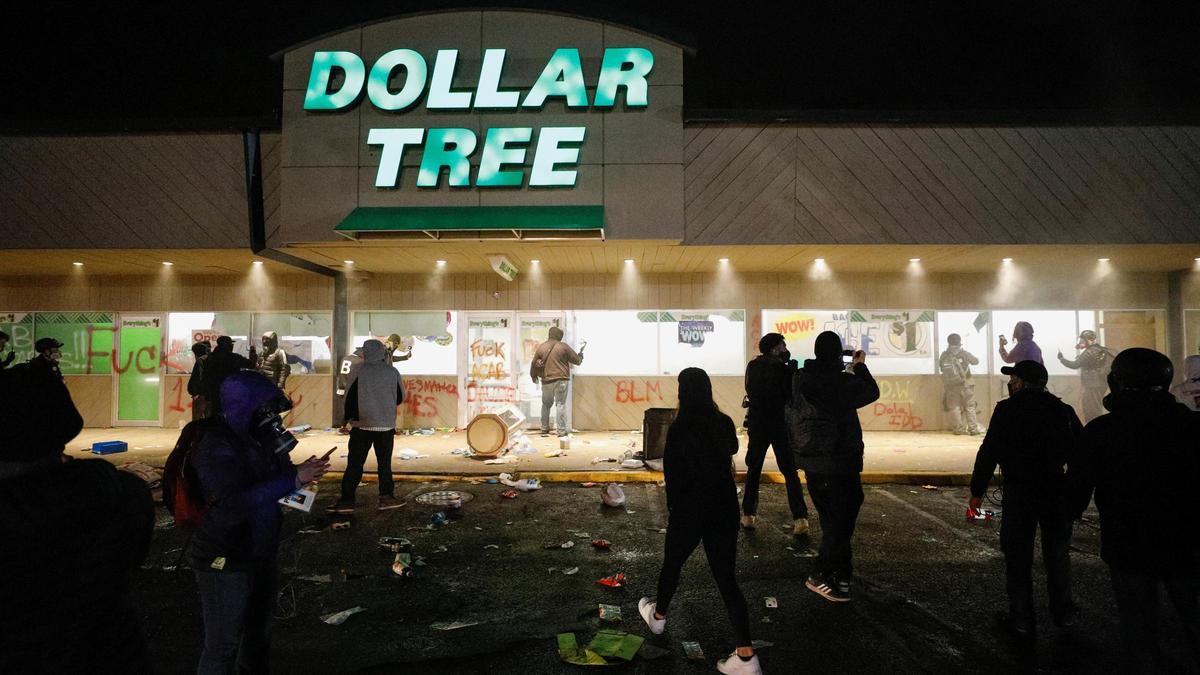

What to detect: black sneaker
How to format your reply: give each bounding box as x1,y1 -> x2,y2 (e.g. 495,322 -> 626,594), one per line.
805,574 -> 850,603
326,502 -> 355,515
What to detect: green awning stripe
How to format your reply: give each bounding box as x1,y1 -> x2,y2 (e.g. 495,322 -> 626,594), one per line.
334,206 -> 604,234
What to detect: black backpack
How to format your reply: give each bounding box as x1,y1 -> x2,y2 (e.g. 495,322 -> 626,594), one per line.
785,371 -> 838,463
163,418 -> 220,527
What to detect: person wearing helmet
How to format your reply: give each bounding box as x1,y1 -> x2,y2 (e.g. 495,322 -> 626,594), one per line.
384,333 -> 414,364
998,321 -> 1043,366
1057,330 -> 1113,423
939,333 -> 984,435
970,360 -> 1083,639
1072,348 -> 1200,671
1170,354 -> 1200,412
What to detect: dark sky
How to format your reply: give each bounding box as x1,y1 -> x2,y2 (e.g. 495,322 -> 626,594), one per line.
4,1 -> 1198,131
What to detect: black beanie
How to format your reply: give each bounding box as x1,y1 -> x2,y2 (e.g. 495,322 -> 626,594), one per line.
758,333 -> 785,355
814,331 -> 844,361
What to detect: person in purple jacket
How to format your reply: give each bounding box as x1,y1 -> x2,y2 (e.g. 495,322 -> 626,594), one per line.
999,321 -> 1044,366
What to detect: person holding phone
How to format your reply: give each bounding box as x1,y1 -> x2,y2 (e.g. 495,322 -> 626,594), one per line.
530,327 -> 584,438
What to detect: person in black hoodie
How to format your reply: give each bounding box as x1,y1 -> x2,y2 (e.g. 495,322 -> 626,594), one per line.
188,371 -> 329,673
1072,348 -> 1199,672
969,359 -> 1083,639
0,361 -> 154,673
202,335 -> 254,416
187,340 -> 211,420
638,367 -> 762,675
742,332 -> 810,536
789,331 -> 879,603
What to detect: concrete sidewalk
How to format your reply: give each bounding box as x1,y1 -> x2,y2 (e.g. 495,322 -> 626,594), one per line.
70,427 -> 983,484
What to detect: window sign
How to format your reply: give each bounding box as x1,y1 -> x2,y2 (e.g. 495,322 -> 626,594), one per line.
303,47 -> 655,188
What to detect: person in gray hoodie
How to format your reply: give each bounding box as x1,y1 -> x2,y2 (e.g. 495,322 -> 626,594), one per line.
329,339 -> 405,513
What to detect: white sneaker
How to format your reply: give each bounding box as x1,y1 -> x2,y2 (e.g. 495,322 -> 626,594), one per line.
717,651 -> 763,674
740,515 -> 757,530
638,597 -> 665,634
792,518 -> 810,536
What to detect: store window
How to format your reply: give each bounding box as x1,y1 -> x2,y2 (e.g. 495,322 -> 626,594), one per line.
165,312 -> 252,375
657,310 -> 746,376
1187,310 -> 1200,357
0,312 -> 34,364
573,310 -> 658,376
351,311 -> 457,375
761,309 -> 935,375
252,312 -> 333,374
991,310 -> 1078,375
33,311 -> 114,374
934,311 -> 992,374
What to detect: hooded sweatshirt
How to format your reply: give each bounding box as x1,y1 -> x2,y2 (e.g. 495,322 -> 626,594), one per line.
188,372 -> 298,567
344,340 -> 404,430
1170,355 -> 1200,412
999,322 -> 1043,365
257,331 -> 290,388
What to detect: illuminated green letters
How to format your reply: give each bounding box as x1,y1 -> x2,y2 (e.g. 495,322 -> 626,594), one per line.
305,46 -> 655,187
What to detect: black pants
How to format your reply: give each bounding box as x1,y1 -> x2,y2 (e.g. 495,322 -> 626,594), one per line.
655,515 -> 752,648
1109,568 -> 1200,673
339,428 -> 395,503
193,561 -> 276,675
998,493 -> 1074,627
805,472 -> 864,579
743,420 -> 808,519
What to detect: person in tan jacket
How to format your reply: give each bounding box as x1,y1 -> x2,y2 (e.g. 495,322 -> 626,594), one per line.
530,326 -> 583,437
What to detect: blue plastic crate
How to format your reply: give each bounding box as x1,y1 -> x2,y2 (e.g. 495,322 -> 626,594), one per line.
91,440 -> 128,455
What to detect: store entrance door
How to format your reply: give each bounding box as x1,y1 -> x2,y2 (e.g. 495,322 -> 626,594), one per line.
516,312 -> 567,430
462,313 -> 518,424
113,313 -> 164,426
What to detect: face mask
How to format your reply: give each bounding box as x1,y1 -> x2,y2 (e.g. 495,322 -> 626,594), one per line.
948,345 -> 961,354
779,349 -> 791,362
250,410 -> 297,455
1007,380 -> 1017,396
50,351 -> 62,362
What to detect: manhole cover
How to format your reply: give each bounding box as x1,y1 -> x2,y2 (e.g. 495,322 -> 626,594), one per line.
414,490 -> 474,506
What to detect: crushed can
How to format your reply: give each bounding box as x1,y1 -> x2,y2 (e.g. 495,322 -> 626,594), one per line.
391,552 -> 413,577
430,511 -> 448,527
966,507 -> 1001,523
378,537 -> 412,553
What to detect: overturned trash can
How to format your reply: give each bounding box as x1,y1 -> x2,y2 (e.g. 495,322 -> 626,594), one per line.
642,408 -> 676,461
466,405 -> 526,457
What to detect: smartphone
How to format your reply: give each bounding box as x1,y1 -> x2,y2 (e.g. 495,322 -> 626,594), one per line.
998,334 -> 1006,342
320,446 -> 337,461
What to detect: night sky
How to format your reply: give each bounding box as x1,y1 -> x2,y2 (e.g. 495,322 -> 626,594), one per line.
3,1 -> 1198,130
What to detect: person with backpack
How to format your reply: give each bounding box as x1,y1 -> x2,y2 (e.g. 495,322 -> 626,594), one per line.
186,371 -> 329,674
638,367 -> 761,675
970,360 -> 1083,640
788,331 -> 879,603
202,336 -> 254,416
1071,349 -> 1199,671
939,333 -> 984,435
742,332 -> 810,536
530,326 -> 584,438
328,339 -> 405,513
0,360 -> 154,672
1057,330 -> 1113,423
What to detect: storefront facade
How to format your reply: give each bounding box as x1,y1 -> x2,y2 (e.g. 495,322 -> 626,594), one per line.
1,9 -> 1198,431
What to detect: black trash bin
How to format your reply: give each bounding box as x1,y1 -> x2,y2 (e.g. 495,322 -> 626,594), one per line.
642,407 -> 677,460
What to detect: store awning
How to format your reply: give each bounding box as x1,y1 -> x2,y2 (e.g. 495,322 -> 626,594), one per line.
333,206 -> 605,241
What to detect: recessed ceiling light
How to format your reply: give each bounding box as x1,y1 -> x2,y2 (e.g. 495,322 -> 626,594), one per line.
530,259 -> 540,264
436,260 -> 447,266
909,258 -> 921,263
1098,257 -> 1110,263
162,261 -> 174,266
814,258 -> 826,264
1194,257 -> 1200,262
252,260 -> 263,265
343,260 -> 354,264
72,261 -> 83,267
1002,257 -> 1013,263
718,257 -> 730,263
624,258 -> 634,264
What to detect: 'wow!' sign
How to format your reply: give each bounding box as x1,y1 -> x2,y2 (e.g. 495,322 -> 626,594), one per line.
678,321 -> 714,347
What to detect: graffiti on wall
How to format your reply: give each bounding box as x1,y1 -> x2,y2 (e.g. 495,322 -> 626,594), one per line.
469,339 -> 509,380
614,379 -> 665,404
403,378 -> 459,419
868,379 -> 925,430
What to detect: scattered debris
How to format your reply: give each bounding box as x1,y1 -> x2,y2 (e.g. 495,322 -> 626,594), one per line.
682,641 -> 705,662
396,448 -> 429,460
921,485 -> 939,491
765,597 -> 778,609
588,629 -> 644,661
430,512 -> 448,527
331,521 -> 351,531
392,553 -> 413,577
544,540 -> 576,550
321,606 -> 366,625
483,544 -> 500,550
644,459 -> 663,472
500,489 -> 518,499
414,490 -> 471,507
601,484 -> 626,507
431,620 -> 480,631
596,572 -> 626,588
296,527 -> 323,535
563,567 -> 580,575
580,482 -> 598,487
620,459 -> 645,470
544,449 -> 565,458
118,461 -> 162,488
483,456 -> 517,465
598,604 -> 622,622
499,473 -> 541,491
571,531 -> 591,538
556,632 -> 607,666
592,539 -> 612,550
286,424 -> 312,434
450,448 -> 473,457
378,537 -> 412,553
590,457 -> 619,465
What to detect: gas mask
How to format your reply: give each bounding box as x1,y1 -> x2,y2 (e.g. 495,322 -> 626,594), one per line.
948,345 -> 962,355
249,395 -> 298,455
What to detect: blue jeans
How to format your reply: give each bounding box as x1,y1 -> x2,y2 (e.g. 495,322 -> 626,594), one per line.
540,380 -> 569,436
193,562 -> 275,674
